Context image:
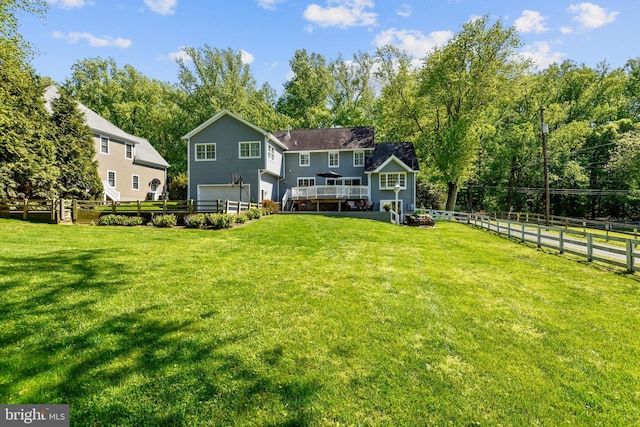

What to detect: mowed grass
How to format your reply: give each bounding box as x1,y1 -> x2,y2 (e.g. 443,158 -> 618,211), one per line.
1,216 -> 640,426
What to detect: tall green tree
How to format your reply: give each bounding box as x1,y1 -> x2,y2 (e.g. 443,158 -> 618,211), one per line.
418,15 -> 529,210
65,57 -> 188,173
329,52 -> 376,127
49,88 -> 102,198
277,49 -> 334,128
177,45 -> 286,132
0,0 -> 58,199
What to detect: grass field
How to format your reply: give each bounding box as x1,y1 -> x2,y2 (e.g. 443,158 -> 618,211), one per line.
1,215 -> 639,426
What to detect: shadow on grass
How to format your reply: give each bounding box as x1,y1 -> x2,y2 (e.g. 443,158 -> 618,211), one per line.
0,250 -> 320,425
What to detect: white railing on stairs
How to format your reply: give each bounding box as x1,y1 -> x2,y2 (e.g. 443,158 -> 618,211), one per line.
102,181 -> 120,202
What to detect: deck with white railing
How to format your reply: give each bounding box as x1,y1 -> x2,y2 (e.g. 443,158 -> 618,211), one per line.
290,185 -> 369,200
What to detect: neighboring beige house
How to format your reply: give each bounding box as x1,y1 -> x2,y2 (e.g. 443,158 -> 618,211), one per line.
44,86 -> 169,201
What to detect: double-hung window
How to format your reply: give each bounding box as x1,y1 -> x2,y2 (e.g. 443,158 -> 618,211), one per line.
353,151 -> 364,167
379,173 -> 406,189
239,141 -> 261,159
328,151 -> 339,168
195,143 -> 216,161
100,136 -> 109,154
268,144 -> 276,161
107,170 -> 116,187
125,143 -> 133,159
299,153 -> 310,167
132,174 -> 140,190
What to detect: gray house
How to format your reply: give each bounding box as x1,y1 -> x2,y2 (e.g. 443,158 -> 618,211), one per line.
183,110 -> 420,214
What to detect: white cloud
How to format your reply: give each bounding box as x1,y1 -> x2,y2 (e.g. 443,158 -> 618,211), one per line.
239,49 -> 254,65
48,0 -> 86,9
144,0 -> 177,15
560,26 -> 573,34
515,10 -> 549,33
521,41 -> 565,69
166,46 -> 191,62
396,4 -> 411,18
303,0 -> 377,29
257,0 -> 285,10
568,2 -> 618,29
52,31 -> 132,48
373,28 -> 453,59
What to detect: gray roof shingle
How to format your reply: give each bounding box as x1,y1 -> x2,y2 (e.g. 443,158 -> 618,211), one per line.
366,142 -> 420,172
272,126 -> 375,151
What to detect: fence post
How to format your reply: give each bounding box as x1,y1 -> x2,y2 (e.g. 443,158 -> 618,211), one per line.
507,221 -> 511,238
189,199 -> 194,215
627,240 -> 634,273
137,200 -> 142,217
72,199 -> 78,222
537,226 -> 542,248
163,199 -> 167,215
521,223 -> 525,242
559,229 -> 564,254
587,234 -> 593,262
225,199 -> 229,214
112,199 -> 116,214
23,199 -> 29,220
51,199 -> 57,222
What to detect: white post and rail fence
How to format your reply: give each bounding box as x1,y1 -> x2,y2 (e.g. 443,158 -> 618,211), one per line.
427,210 -> 639,274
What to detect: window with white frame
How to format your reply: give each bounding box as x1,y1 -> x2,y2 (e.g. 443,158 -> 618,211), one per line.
125,143 -> 133,159
297,177 -> 316,187
100,136 -> 109,154
267,144 -> 275,161
353,151 -> 364,167
299,153 -> 310,166
195,143 -> 216,161
107,170 -> 116,187
379,172 -> 406,189
239,141 -> 261,159
328,151 -> 339,168
326,178 -> 361,186
132,174 -> 139,190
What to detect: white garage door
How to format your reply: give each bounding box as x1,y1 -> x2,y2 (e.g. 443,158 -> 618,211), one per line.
197,185 -> 250,211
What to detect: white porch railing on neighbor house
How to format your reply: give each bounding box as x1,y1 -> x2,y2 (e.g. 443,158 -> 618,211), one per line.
291,185 -> 369,200
102,181 -> 120,202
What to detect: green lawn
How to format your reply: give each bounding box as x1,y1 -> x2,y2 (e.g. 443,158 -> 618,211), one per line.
1,216 -> 639,426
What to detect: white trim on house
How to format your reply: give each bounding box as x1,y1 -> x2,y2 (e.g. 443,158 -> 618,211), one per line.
100,136 -> 109,155
380,199 -> 403,215
297,177 -> 316,187
182,110 -> 288,150
379,172 -> 407,190
299,153 -> 310,167
353,151 -> 364,167
286,148 -> 375,154
125,142 -> 133,160
195,143 -> 216,161
132,174 -> 140,191
267,144 -> 276,161
325,177 -> 362,186
328,151 -> 339,168
239,141 -> 261,159
107,170 -> 116,187
366,154 -> 417,174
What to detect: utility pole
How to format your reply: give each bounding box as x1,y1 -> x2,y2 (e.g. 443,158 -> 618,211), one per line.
540,106 -> 550,226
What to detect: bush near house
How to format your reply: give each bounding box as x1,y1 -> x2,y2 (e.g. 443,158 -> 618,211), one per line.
246,208 -> 262,220
206,213 -> 235,229
97,214 -> 145,226
261,199 -> 279,215
183,213 -> 208,229
151,214 -> 177,228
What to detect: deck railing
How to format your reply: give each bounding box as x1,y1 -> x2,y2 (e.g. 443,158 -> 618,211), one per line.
291,185 -> 369,200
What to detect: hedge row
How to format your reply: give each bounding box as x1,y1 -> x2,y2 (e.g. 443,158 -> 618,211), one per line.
97,206 -> 274,229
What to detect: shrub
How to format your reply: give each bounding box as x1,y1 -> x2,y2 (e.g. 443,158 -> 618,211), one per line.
206,213 -> 234,229
151,214 -> 177,228
235,214 -> 248,224
261,199 -> 279,215
183,213 -> 207,229
98,214 -> 144,226
246,208 -> 262,220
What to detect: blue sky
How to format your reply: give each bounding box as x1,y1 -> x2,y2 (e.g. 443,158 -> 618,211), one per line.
20,0 -> 639,92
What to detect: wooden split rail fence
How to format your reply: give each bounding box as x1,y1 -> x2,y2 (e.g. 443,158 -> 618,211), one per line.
0,199 -> 262,224
428,210 -> 640,274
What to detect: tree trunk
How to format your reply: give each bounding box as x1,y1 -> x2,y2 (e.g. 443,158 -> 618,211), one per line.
445,181 -> 458,211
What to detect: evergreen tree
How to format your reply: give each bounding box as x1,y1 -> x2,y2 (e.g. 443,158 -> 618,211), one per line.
49,88 -> 102,199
